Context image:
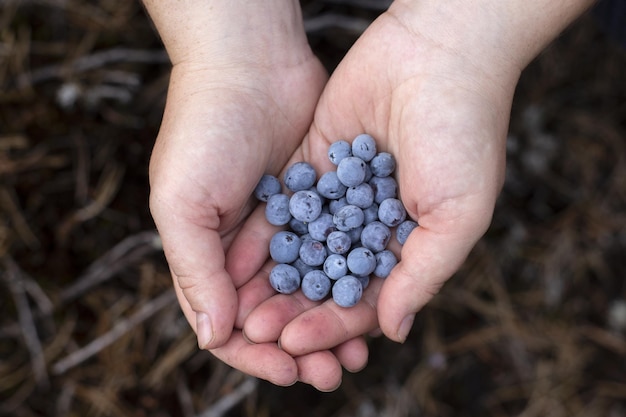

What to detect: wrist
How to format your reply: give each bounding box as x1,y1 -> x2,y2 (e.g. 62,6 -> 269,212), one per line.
143,0 -> 312,67
389,0 -> 595,74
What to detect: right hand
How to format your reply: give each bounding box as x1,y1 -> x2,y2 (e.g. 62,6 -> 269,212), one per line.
235,0 -> 595,385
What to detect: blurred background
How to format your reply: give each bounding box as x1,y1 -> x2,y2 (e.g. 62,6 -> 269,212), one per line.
1,1 -> 625,416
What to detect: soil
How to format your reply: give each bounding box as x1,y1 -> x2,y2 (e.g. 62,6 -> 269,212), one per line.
1,1 -> 625,416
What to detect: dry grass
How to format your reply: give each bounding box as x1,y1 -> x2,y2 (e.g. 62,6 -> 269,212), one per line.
1,1 -> 625,416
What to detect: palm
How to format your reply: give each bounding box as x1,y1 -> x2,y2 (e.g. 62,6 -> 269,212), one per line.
151,57 -> 326,317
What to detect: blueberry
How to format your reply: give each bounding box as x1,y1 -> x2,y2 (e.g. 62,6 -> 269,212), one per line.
289,217 -> 309,235
308,213 -> 335,241
265,193 -> 291,226
301,270 -> 332,301
328,140 -> 352,165
347,247 -> 377,276
284,161 -> 317,192
374,250 -> 398,278
369,176 -> 398,204
299,233 -> 314,242
316,171 -> 347,199
326,231 -> 352,254
323,254 -> 348,279
299,239 -> 327,266
369,152 -> 396,177
351,134 -> 377,162
269,264 -> 301,294
254,174 -> 281,202
332,276 -> 363,307
262,135 -> 405,307
363,162 -> 373,183
362,203 -> 379,225
333,204 -> 364,231
291,257 -> 318,278
289,190 -> 322,222
356,274 -> 370,290
310,185 -> 327,206
346,183 -> 374,209
360,221 -> 391,253
328,196 -> 349,215
378,198 -> 407,227
346,225 -> 364,245
396,220 -> 418,245
269,231 -> 302,263
337,156 -> 367,187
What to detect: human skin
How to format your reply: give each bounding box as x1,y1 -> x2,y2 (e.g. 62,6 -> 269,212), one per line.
144,0 -> 369,389
145,0 -> 594,390
234,0 -> 595,387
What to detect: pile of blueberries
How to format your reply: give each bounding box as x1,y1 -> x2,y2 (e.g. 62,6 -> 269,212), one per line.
253,134 -> 418,307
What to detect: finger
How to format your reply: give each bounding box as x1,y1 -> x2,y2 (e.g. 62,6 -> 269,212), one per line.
234,261 -> 276,329
332,336 -> 369,373
225,204 -> 282,288
278,278 -> 383,356
210,330 -> 298,387
154,209 -> 238,350
295,350 -> 343,392
377,220 -> 483,343
243,290 -> 320,344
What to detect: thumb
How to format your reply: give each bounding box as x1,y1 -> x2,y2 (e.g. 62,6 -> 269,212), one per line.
377,221 -> 485,343
154,208 -> 238,350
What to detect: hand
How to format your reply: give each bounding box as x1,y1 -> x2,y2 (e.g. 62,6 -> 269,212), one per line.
146,0 -> 340,385
146,0 -> 593,389
242,0 -> 594,367
239,0 -> 537,364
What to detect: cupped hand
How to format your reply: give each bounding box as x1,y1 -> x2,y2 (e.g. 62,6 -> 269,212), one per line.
240,0 -> 523,364
148,15 -> 329,384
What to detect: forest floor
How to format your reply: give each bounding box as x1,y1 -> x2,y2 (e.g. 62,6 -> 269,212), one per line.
1,1 -> 626,416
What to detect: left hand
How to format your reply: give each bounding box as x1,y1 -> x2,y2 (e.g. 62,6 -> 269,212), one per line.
146,0 -> 371,389
235,0 -> 519,369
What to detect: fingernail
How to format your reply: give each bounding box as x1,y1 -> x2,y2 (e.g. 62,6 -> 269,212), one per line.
398,314 -> 415,343
196,312 -> 214,349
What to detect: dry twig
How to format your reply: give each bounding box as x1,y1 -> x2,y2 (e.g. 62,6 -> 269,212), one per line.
195,377 -> 258,417
51,289 -> 176,375
2,256 -> 49,388
55,161 -> 126,245
59,230 -> 162,303
0,186 -> 40,249
16,47 -> 168,87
